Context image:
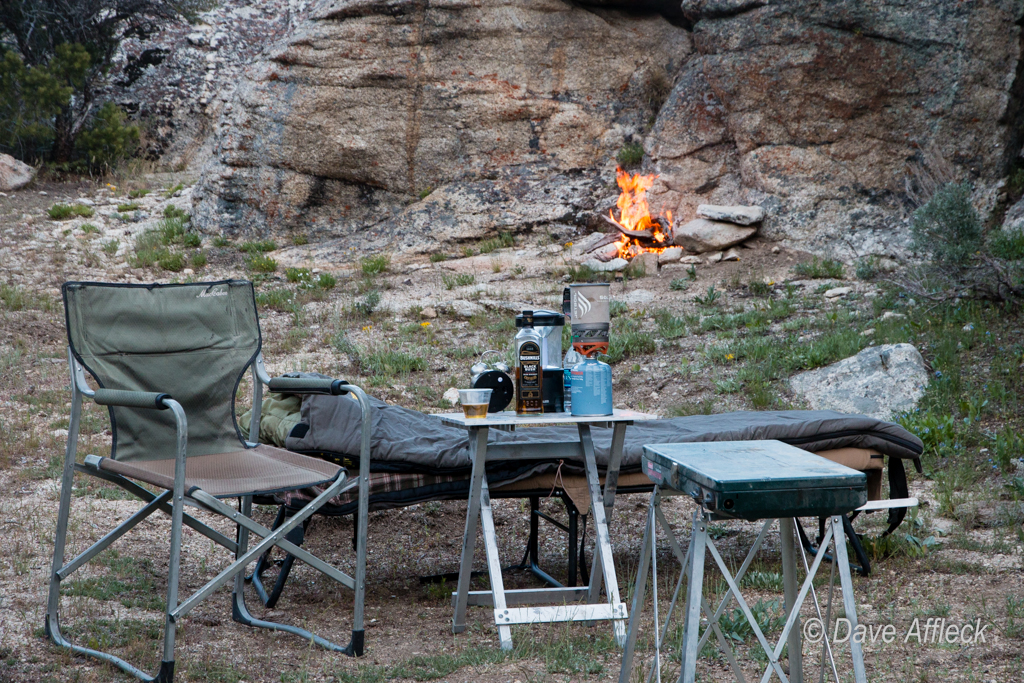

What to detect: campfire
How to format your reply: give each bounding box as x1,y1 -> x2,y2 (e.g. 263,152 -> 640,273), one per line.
588,168 -> 674,261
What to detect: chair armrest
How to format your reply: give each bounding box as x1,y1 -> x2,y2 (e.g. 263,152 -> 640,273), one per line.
267,377 -> 350,396
94,388 -> 172,410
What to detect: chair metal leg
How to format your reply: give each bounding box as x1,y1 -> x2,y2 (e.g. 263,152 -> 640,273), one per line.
45,385 -> 179,682
230,493 -> 354,653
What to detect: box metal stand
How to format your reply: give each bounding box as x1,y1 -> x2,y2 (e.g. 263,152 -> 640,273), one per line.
619,488 -> 867,683
437,410 -> 656,650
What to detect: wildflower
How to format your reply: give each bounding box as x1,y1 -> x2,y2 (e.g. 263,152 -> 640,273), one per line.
421,321 -> 431,327
725,354 -> 735,361
362,325 -> 371,331
565,242 -> 573,247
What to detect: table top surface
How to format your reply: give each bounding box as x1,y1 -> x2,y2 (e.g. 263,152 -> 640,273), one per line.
643,440 -> 866,492
435,408 -> 657,428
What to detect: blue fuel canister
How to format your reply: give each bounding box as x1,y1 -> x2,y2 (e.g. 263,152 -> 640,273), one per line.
570,356 -> 613,416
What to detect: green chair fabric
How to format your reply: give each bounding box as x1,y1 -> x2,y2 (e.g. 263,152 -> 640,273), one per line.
63,280 -> 260,461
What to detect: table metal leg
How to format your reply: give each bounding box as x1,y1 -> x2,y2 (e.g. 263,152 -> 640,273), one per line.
583,424 -> 626,604
453,427 -> 489,634
679,510 -> 707,683
618,488 -> 658,683
578,423 -> 627,644
480,477 -> 514,650
780,518 -> 803,683
603,422 -> 629,522
832,516 -> 867,683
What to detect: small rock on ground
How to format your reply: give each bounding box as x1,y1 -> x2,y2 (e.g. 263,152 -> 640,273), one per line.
825,286 -> 852,298
583,257 -> 628,272
0,153 -> 35,192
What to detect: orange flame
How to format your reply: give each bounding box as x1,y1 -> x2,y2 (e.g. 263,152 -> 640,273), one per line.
608,167 -> 673,260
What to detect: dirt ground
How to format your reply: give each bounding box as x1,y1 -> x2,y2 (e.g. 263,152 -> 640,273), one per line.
1,175 -> 1022,683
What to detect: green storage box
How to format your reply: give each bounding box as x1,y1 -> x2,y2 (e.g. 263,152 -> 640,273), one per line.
642,440 -> 867,521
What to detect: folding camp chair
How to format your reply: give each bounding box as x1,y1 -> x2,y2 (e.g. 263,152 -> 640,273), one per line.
45,280 -> 372,683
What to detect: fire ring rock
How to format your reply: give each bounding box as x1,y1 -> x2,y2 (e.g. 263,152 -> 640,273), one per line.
672,218 -> 757,253
696,204 -> 765,226
789,343 -> 929,420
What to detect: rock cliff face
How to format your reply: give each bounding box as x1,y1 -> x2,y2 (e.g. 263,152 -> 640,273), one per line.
193,0 -> 689,252
193,0 -> 1024,259
646,0 -> 1024,258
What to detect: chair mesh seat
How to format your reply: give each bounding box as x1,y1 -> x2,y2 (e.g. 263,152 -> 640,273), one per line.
98,444 -> 342,498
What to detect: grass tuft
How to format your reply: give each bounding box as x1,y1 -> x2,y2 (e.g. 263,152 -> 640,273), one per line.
793,256 -> 845,279
48,203 -> 94,220
361,253 -> 391,275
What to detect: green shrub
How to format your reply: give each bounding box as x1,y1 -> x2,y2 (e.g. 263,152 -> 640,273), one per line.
354,290 -> 381,316
605,319 -> 655,363
190,251 -> 207,268
157,251 -> 185,272
793,256 -> 844,279
291,233 -> 309,246
246,253 -> 277,273
654,310 -> 687,339
255,289 -> 294,311
990,229 -> 1024,261
855,256 -> 880,280
164,183 -> 184,198
316,273 -> 337,289
616,141 -> 644,167
80,223 -> 99,234
442,273 -> 475,290
669,278 -> 689,291
164,205 -> 188,220
694,285 -> 722,307
748,279 -> 771,296
76,102 -> 139,169
48,203 -> 94,220
101,239 -> 119,255
362,349 -> 426,376
128,188 -> 149,199
0,44 -> 89,158
286,267 -> 311,284
478,232 -> 514,254
911,181 -> 983,267
116,202 -> 140,212
429,252 -> 448,263
361,253 -> 390,275
609,300 -> 629,318
212,236 -> 230,248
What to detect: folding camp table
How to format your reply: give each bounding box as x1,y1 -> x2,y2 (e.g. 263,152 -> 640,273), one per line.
437,409 -> 657,650
620,440 -> 870,683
